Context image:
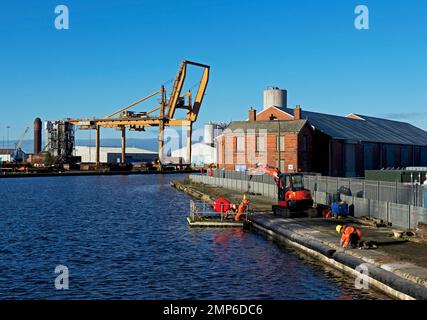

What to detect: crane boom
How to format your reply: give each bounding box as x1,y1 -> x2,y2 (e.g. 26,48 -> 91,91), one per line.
15,127 -> 29,151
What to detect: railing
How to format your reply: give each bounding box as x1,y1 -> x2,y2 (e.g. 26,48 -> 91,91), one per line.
190,174 -> 278,199
189,199 -> 249,222
201,169 -> 425,207
189,199 -> 227,222
303,175 -> 425,207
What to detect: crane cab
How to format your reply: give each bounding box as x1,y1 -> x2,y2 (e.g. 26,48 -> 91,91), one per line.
273,173 -> 313,215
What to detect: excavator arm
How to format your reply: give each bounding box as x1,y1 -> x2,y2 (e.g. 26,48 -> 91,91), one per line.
248,163 -> 281,183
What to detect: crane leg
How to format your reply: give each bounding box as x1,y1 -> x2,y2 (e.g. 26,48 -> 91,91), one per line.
121,126 -> 126,164
158,120 -> 164,162
96,125 -> 100,167
186,122 -> 192,164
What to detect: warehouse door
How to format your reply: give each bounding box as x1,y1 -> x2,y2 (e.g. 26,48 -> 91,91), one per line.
344,143 -> 356,177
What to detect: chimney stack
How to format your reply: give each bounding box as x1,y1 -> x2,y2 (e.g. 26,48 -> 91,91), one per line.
294,105 -> 302,120
34,117 -> 42,154
249,107 -> 257,121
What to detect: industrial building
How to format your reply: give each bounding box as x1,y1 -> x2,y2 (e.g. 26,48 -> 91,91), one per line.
216,87 -> 427,177
172,143 -> 216,166
0,148 -> 26,163
75,146 -> 158,164
171,122 -> 224,166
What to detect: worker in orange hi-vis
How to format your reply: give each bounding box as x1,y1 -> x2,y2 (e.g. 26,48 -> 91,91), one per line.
336,225 -> 362,249
235,195 -> 250,221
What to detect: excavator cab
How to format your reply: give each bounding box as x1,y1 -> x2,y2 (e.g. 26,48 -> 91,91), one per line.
275,173 -> 313,214
282,173 -> 304,191
277,173 -> 304,201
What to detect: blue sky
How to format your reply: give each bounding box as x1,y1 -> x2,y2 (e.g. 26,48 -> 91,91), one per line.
0,0 -> 426,142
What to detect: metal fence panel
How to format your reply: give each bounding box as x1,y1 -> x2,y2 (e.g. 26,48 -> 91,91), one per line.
410,206 -> 427,229
349,180 -> 364,197
369,200 -> 388,221
389,203 -> 410,229
353,197 -> 370,218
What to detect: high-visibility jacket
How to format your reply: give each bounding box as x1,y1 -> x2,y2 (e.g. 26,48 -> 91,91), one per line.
340,225 -> 362,248
235,199 -> 250,220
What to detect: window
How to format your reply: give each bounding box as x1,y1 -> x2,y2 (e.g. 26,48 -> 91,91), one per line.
275,159 -> 285,172
276,135 -> 285,151
256,135 -> 265,152
236,136 -> 244,153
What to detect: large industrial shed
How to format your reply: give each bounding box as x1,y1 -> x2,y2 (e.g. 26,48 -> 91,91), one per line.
280,108 -> 427,177
75,146 -> 158,164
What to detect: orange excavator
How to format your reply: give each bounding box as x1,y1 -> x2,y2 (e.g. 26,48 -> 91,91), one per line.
249,164 -> 313,216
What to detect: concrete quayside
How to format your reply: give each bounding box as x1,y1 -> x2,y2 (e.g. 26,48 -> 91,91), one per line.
171,179 -> 427,300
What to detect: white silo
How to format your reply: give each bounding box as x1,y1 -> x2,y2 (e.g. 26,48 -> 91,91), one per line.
204,123 -> 214,146
263,87 -> 287,110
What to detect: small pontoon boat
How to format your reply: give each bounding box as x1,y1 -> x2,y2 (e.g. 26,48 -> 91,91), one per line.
187,199 -> 247,227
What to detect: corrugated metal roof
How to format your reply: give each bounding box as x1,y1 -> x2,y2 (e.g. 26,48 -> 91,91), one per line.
225,120 -> 308,133
283,108 -> 427,146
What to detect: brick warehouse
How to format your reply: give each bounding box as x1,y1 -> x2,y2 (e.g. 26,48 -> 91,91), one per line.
216,88 -> 427,177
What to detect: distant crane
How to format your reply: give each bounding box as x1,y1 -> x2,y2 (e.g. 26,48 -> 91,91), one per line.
13,126 -> 29,162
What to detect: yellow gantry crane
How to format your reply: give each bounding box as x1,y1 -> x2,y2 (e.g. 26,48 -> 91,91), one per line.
67,60 -> 210,167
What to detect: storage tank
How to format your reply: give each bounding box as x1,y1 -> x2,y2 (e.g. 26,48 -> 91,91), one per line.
34,117 -> 42,154
204,123 -> 214,146
263,87 -> 287,110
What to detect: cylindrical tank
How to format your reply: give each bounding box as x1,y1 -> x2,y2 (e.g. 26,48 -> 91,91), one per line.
34,117 -> 42,154
263,87 -> 287,110
204,123 -> 214,145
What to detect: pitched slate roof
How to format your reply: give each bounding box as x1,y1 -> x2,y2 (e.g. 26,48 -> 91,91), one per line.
225,119 -> 308,133
283,108 -> 427,146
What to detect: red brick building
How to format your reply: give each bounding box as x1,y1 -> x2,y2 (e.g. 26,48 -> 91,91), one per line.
216,106 -> 313,173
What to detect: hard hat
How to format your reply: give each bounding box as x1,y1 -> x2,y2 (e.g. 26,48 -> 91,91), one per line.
243,194 -> 248,200
336,225 -> 343,233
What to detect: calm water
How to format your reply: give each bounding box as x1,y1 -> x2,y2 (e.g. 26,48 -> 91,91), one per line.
0,174 -> 388,299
